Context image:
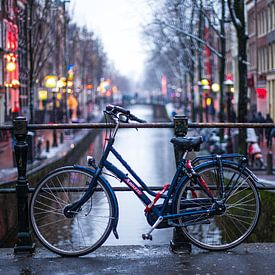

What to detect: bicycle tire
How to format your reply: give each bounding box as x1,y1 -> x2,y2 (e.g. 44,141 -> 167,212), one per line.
174,161 -> 260,251
30,166 -> 115,256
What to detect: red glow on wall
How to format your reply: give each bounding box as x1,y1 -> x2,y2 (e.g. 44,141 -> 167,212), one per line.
4,20 -> 18,51
161,75 -> 167,96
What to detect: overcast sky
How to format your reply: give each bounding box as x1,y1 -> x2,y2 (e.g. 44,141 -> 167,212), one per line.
69,0 -> 153,79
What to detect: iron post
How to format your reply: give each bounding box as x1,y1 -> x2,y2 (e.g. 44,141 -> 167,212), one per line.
170,115 -> 192,253
267,151 -> 273,175
13,117 -> 35,253
52,91 -> 58,147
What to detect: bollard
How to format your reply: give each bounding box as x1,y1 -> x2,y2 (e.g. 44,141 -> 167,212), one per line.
267,151 -> 273,175
60,131 -> 64,144
46,139 -> 50,152
13,117 -> 35,253
52,129 -> 58,147
36,137 -> 43,159
170,115 -> 192,253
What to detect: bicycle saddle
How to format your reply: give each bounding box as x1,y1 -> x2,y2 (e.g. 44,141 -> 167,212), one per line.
170,136 -> 203,152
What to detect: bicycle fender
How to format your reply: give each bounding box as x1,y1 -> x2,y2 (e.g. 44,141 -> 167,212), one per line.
73,165 -> 120,239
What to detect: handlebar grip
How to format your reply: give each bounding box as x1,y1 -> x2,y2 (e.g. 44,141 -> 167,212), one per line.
105,105 -> 146,123
106,105 -> 130,115
129,114 -> 147,123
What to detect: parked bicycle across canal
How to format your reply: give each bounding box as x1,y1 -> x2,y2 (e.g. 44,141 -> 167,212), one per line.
0,104 -> 275,256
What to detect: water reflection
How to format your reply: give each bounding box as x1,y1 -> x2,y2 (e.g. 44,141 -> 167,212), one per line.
249,191 -> 275,242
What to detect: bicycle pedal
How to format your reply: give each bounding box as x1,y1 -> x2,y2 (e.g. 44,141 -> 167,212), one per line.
142,233 -> 153,240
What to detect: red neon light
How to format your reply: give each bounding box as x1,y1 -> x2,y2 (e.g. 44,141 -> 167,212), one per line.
4,20 -> 18,51
256,88 -> 267,99
226,73 -> 233,81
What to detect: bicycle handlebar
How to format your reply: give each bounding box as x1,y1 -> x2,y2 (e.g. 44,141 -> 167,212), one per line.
105,105 -> 147,123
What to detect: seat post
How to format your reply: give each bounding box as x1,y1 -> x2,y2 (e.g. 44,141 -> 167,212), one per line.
182,151 -> 188,160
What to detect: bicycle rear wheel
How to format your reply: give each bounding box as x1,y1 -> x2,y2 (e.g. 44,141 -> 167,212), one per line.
30,167 -> 115,256
175,162 -> 260,251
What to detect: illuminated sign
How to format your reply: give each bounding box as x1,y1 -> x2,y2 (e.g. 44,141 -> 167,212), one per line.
4,20 -> 18,51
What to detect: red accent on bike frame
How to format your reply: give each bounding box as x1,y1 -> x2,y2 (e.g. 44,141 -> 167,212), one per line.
144,184 -> 170,213
186,159 -> 192,169
198,177 -> 213,196
186,159 -> 212,197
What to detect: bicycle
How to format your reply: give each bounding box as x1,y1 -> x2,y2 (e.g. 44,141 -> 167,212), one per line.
30,105 -> 261,256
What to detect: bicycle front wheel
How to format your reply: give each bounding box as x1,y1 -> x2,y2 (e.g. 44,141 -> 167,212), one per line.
30,167 -> 115,256
175,162 -> 260,251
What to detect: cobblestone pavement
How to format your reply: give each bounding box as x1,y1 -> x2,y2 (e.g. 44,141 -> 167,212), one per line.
0,244 -> 275,274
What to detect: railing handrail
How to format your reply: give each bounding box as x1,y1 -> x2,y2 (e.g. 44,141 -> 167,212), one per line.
0,122 -> 274,131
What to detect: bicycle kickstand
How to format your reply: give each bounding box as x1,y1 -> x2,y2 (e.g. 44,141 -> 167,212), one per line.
142,216 -> 164,240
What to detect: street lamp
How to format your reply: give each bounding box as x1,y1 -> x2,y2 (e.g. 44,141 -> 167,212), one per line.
45,75 -> 58,147
210,83 -> 220,122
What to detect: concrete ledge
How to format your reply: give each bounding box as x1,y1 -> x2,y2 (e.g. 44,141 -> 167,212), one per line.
1,244 -> 275,274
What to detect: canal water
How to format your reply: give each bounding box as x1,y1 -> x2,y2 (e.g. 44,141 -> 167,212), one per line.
78,105 -> 175,245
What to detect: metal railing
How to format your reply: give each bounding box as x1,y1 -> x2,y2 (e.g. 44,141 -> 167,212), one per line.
0,115 -> 274,254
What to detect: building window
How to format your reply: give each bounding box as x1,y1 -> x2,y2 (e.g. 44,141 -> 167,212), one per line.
265,9 -> 267,34
269,44 -> 273,71
5,0 -> 15,19
266,46 -> 268,72
271,4 -> 274,31
0,59 -> 3,86
0,23 -> 2,49
260,11 -> 263,35
259,48 -> 262,73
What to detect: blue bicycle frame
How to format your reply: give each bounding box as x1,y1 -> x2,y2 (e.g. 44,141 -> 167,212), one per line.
92,135 -> 216,223
66,123 -> 218,234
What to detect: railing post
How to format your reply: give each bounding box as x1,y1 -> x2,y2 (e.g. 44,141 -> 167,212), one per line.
13,117 -> 35,253
267,151 -> 273,175
170,115 -> 192,253
46,139 -> 50,152
60,131 -> 64,144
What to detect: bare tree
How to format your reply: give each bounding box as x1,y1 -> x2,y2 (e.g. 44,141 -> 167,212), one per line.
144,0 -> 229,124
228,0 -> 248,153
28,0 -> 59,123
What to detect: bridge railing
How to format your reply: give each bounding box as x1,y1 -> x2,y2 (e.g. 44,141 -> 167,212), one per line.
0,116 -> 274,254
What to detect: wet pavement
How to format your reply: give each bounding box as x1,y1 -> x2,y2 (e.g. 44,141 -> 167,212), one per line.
1,244 -> 275,274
